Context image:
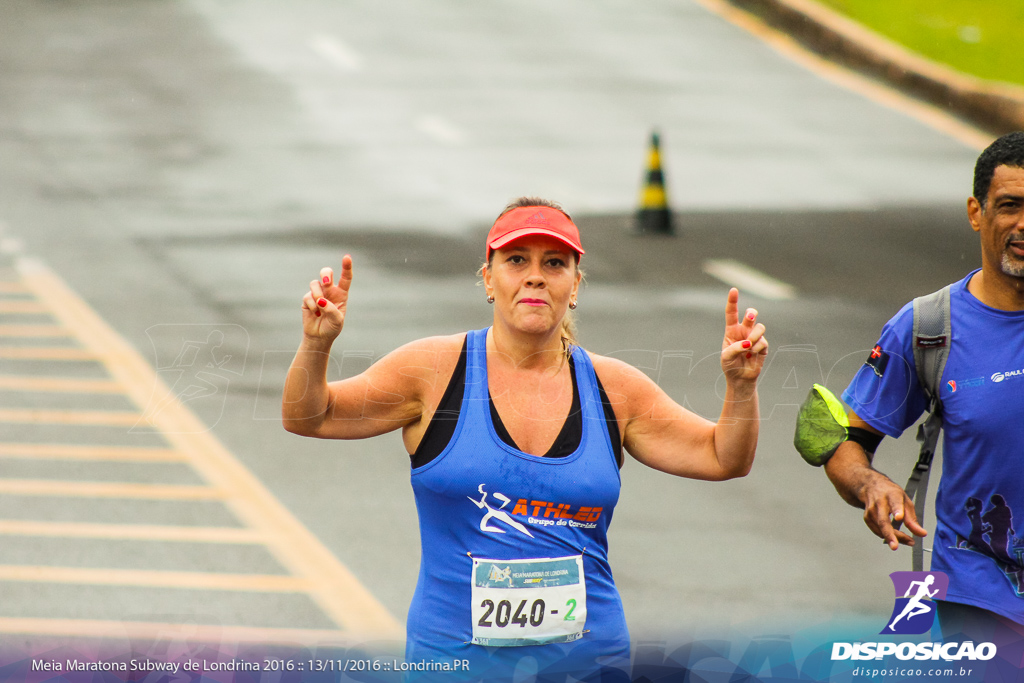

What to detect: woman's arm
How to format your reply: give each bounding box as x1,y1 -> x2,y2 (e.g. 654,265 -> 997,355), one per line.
281,256 -> 445,440
593,288 -> 766,481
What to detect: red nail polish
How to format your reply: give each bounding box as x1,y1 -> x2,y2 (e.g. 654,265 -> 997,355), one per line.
323,276 -> 330,284
741,340 -> 751,349
318,298 -> 327,307
747,313 -> 755,321
746,353 -> 752,359
315,310 -> 321,317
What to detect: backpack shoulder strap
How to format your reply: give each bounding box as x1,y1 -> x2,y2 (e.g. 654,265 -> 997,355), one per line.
912,285 -> 952,404
904,285 -> 952,571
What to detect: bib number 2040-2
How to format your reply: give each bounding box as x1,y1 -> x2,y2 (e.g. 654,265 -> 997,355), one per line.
470,556 -> 586,647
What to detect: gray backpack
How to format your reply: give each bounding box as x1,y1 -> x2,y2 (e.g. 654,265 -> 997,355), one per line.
904,285 -> 952,571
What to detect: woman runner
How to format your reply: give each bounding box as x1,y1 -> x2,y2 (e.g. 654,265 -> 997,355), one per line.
282,198 -> 768,682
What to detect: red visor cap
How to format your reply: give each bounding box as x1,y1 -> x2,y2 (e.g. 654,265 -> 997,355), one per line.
486,207 -> 585,260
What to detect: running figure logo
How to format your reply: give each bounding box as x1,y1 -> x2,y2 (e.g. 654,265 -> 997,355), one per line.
139,324 -> 249,432
881,571 -> 949,635
469,484 -> 534,538
488,565 -> 514,587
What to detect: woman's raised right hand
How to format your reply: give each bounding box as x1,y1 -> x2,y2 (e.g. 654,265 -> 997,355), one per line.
301,254 -> 353,343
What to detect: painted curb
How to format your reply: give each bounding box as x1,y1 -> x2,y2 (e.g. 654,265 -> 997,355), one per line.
726,0 -> 1024,134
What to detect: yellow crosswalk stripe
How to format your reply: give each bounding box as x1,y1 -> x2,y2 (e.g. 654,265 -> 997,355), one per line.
0,565 -> 310,592
0,520 -> 262,543
0,479 -> 225,500
0,325 -> 70,337
0,408 -> 142,426
0,282 -> 30,293
0,617 -> 349,645
0,300 -> 48,313
0,376 -> 123,393
0,347 -> 96,360
0,443 -> 183,461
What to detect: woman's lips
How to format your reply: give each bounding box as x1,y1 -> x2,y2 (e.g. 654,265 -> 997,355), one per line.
519,298 -> 547,306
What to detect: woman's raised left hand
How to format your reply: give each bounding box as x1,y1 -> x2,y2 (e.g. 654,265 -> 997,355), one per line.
720,287 -> 768,383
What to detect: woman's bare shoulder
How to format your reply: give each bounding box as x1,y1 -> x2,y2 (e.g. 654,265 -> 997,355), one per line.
588,352 -> 657,394
393,332 -> 466,353
371,332 -> 468,383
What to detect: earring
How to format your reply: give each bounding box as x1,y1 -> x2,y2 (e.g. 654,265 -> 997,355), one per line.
487,295 -> 495,304
569,300 -> 577,310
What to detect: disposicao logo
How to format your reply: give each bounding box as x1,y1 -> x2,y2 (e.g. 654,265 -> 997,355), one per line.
881,571 -> 947,635
830,571 -> 997,664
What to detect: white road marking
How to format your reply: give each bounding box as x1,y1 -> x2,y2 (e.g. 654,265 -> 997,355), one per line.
702,259 -> 797,300
309,34 -> 362,72
415,115 -> 468,145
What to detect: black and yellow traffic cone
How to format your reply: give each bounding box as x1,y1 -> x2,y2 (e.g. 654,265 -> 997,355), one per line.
635,131 -> 674,235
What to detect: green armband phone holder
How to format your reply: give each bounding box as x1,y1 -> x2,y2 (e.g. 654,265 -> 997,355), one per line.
793,383 -> 850,467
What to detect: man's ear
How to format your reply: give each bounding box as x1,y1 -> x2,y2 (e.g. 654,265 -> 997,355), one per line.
967,196 -> 983,234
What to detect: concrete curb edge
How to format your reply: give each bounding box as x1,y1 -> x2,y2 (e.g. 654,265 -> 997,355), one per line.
726,0 -> 1024,135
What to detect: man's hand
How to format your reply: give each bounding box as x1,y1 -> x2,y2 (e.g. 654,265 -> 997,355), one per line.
826,435 -> 929,551
302,254 -> 353,342
858,471 -> 928,550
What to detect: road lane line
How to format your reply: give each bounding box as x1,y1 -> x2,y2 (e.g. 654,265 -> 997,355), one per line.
0,618 -> 348,645
0,300 -> 48,313
15,256 -> 402,638
415,115 -> 468,145
0,479 -> 225,500
0,408 -> 143,426
309,34 -> 362,72
0,324 -> 70,337
693,0 -> 993,150
703,259 -> 797,300
0,443 -> 183,461
0,347 -> 96,360
0,565 -> 310,592
0,376 -> 123,393
0,520 -> 262,543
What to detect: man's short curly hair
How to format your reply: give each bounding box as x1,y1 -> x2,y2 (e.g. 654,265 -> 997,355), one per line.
974,131 -> 1024,208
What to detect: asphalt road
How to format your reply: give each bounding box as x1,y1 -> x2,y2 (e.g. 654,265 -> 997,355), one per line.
0,0 -> 986,654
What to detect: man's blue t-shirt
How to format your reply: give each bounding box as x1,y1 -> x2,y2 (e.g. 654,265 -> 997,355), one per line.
843,270 -> 1024,624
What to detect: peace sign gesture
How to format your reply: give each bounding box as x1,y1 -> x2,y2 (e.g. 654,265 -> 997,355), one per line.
301,254 -> 354,343
720,288 -> 768,383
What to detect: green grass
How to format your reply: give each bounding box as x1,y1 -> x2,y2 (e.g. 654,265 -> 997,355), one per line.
815,0 -> 1024,87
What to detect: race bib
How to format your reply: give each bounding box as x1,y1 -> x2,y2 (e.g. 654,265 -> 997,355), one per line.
470,555 -> 586,647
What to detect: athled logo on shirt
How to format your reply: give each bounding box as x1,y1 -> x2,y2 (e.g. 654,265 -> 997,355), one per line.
510,499 -> 604,530
469,484 -> 604,537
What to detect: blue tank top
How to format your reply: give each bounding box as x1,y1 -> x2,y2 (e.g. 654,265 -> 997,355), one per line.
406,328 -> 630,681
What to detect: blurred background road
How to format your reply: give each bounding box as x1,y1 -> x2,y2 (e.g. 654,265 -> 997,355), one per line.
0,0 -> 989,650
